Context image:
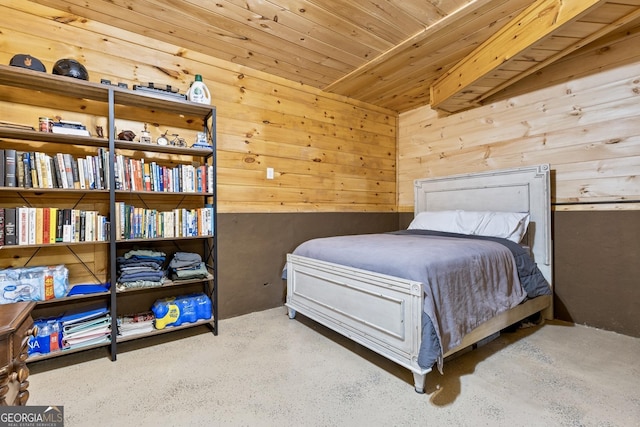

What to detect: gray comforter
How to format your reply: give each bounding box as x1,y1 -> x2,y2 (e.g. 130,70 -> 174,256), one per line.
290,230 -> 550,372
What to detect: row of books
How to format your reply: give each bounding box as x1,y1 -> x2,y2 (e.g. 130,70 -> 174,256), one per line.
0,203 -> 216,245
0,207 -> 109,246
1,149 -> 214,194
114,203 -> 214,240
113,154 -> 213,193
0,148 -> 110,190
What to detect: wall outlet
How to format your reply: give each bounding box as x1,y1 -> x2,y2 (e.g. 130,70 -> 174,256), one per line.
266,167 -> 274,179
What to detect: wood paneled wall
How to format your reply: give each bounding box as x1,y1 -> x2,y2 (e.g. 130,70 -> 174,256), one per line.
397,27 -> 640,336
0,2 -> 397,319
0,1 -> 397,214
398,24 -> 640,213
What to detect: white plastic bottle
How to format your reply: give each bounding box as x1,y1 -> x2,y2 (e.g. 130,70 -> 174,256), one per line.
187,74 -> 211,104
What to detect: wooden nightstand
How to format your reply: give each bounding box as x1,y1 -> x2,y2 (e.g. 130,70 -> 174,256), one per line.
0,302 -> 36,406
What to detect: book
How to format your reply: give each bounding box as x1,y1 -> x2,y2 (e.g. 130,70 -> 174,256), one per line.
17,206 -> 29,245
28,207 -> 36,245
60,303 -> 109,326
101,149 -> 109,190
63,316 -> 111,337
36,153 -> 45,188
85,155 -> 95,189
85,211 -> 94,242
79,210 -> 86,242
113,155 -> 122,190
73,209 -> 81,242
16,151 -> 24,187
77,158 -> 86,189
71,156 -> 80,189
49,207 -> 57,244
4,208 -> 16,245
42,207 -> 50,244
57,119 -> 85,127
51,122 -> 90,136
29,153 -> 38,188
35,207 -> 44,245
95,152 -> 104,190
45,153 -> 55,188
34,152 -> 44,188
122,156 -> 131,191
40,153 -> 53,188
143,161 -> 151,191
0,149 -> 4,187
55,208 -> 64,242
54,153 -> 67,188
0,208 -> 4,245
62,208 -> 72,243
118,311 -> 154,337
134,159 -> 143,191
4,148 -> 17,187
63,153 -> 74,190
23,152 -> 32,188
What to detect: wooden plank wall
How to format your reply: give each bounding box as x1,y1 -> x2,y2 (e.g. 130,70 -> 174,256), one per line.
0,1 -> 397,215
398,24 -> 640,213
0,1 -> 397,313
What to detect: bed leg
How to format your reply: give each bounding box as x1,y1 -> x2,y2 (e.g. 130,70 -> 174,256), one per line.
287,307 -> 296,319
413,372 -> 426,394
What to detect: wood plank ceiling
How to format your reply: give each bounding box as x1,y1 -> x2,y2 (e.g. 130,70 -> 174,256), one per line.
30,0 -> 640,113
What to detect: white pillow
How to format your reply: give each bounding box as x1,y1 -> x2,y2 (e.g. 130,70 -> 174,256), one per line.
407,210 -> 530,243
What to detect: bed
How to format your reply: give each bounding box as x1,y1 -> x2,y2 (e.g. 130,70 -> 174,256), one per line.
285,164 -> 552,393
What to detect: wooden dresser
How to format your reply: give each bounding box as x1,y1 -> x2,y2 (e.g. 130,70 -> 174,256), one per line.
0,302 -> 36,406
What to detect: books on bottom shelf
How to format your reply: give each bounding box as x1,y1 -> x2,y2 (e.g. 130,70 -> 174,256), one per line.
60,304 -> 111,350
117,311 -> 155,337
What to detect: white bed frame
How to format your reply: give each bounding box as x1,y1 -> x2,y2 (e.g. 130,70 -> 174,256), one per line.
286,164 -> 552,393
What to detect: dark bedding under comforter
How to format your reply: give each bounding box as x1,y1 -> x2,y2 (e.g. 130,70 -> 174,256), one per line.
392,230 -> 551,370
287,230 -> 551,372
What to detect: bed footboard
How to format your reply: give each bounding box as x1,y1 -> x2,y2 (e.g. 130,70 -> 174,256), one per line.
286,254 -> 431,392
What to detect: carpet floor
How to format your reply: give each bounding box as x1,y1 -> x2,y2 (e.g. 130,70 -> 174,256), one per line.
28,307 -> 640,426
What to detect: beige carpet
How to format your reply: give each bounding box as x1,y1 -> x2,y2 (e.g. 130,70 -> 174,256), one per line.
28,307 -> 640,426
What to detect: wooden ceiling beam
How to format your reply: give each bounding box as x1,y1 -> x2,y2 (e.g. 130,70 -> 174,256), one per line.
429,0 -> 608,111
478,5 -> 640,104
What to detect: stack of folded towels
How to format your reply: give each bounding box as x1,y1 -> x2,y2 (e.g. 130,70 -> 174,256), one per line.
116,249 -> 166,290
168,252 -> 209,281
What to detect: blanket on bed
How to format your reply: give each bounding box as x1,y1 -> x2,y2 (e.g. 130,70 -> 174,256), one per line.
290,230 -> 549,372
391,230 -> 551,299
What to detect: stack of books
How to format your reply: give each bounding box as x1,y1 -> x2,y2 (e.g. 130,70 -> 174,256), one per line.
117,311 -> 155,337
60,304 -> 111,350
50,120 -> 90,137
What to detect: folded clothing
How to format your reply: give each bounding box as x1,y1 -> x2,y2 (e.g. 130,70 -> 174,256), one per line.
171,262 -> 209,280
169,252 -> 202,269
117,249 -> 167,286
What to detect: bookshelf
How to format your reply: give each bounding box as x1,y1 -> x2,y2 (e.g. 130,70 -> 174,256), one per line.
0,64 -> 217,362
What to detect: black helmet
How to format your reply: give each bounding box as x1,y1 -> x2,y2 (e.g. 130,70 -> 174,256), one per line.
52,59 -> 89,80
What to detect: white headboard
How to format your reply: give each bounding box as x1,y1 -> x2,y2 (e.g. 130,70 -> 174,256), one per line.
414,164 -> 552,286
